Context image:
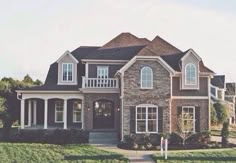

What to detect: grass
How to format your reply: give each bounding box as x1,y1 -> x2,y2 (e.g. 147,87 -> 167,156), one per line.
152,148 -> 236,163
211,129 -> 236,138
0,143 -> 128,163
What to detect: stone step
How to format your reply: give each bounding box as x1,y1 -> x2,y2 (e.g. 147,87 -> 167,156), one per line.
89,131 -> 118,144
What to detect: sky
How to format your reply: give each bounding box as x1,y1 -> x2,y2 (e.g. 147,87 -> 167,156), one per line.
0,0 -> 236,82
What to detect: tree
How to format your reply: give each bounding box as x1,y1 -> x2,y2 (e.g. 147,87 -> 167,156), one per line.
23,74 -> 33,84
33,79 -> 43,86
213,102 -> 228,124
177,113 -> 194,146
211,103 -> 218,125
221,122 -> 229,147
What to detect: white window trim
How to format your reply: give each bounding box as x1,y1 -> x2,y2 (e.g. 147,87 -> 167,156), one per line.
135,104 -> 158,134
73,102 -> 82,123
185,63 -> 197,86
62,63 -> 73,82
182,106 -> 195,133
55,101 -> 64,123
97,66 -> 109,78
140,66 -> 153,89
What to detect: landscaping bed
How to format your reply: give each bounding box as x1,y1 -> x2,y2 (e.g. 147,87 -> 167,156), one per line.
151,148 -> 236,162
0,143 -> 128,163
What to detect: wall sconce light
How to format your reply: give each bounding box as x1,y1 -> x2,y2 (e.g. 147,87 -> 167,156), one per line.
117,108 -> 120,111
88,107 -> 90,111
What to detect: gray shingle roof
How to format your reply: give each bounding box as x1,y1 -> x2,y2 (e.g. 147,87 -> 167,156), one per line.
211,75 -> 225,89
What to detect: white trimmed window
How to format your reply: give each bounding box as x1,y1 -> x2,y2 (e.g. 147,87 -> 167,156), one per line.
97,66 -> 108,78
62,63 -> 73,81
136,105 -> 158,133
185,63 -> 196,85
73,101 -> 82,122
55,101 -> 64,122
141,67 -> 153,89
182,106 -> 195,133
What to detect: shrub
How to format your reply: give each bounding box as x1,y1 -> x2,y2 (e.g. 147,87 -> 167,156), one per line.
123,134 -> 136,149
186,132 -> 210,146
211,103 -> 218,125
7,129 -> 89,144
221,122 -> 229,147
169,133 -> 182,145
214,102 -> 228,124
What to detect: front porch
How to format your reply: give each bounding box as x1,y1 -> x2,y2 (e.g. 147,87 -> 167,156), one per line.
17,92 -> 84,130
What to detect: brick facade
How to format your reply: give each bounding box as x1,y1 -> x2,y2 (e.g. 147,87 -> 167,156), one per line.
122,60 -> 171,136
171,99 -> 209,132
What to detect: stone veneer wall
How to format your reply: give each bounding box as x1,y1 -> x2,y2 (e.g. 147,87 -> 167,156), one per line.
83,93 -> 120,130
122,60 -> 171,136
171,99 -> 209,132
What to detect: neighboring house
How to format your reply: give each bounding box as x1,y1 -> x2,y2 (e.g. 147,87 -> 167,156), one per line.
211,75 -> 235,124
225,82 -> 236,123
16,33 -> 214,142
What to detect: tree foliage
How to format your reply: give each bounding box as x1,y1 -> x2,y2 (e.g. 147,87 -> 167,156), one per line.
211,103 -> 218,125
213,102 -> 228,124
0,75 -> 42,139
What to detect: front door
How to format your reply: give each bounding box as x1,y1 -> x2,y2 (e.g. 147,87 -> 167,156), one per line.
93,100 -> 114,129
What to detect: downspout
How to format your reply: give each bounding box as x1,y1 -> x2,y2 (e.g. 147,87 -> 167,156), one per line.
120,72 -> 124,141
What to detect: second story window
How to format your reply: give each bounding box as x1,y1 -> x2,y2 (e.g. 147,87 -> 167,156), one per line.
185,63 -> 196,85
141,66 -> 153,89
62,63 -> 73,81
97,66 -> 108,79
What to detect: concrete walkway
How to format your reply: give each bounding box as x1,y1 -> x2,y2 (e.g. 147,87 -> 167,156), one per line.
95,144 -> 157,163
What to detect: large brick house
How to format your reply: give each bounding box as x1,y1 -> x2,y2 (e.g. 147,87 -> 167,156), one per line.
17,33 -> 214,142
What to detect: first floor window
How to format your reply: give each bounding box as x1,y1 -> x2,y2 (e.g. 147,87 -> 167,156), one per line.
181,106 -> 195,132
136,105 -> 157,133
73,101 -> 82,122
55,101 -> 64,122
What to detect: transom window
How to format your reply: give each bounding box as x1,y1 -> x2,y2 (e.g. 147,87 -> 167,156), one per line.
97,66 -> 108,78
55,101 -> 64,122
141,67 -> 153,89
136,105 -> 158,133
62,63 -> 73,81
185,63 -> 196,85
181,106 -> 195,132
73,101 -> 82,122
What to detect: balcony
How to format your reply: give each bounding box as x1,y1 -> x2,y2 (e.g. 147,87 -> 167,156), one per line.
82,76 -> 119,89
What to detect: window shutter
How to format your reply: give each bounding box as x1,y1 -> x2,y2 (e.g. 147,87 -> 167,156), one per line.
130,106 -> 136,134
158,107 -> 163,133
195,107 -> 200,132
177,107 -> 182,119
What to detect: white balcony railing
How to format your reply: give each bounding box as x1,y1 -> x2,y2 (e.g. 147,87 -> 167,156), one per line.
82,76 -> 119,88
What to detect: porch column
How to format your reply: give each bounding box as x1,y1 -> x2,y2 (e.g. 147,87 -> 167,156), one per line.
64,99 -> 67,129
20,99 -> 25,129
33,100 -> 37,125
44,99 -> 48,129
28,100 -> 32,127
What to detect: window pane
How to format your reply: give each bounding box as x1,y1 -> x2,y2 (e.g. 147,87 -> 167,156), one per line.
137,120 -> 146,132
57,112 -> 63,122
148,120 -> 156,132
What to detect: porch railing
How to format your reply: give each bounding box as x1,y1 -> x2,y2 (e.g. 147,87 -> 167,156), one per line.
82,76 -> 119,88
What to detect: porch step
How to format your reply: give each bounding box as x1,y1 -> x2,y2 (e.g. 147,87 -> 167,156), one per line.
89,131 -> 118,144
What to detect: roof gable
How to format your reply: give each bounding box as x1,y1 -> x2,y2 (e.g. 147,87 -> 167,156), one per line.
100,32 -> 149,49
181,49 -> 201,62
56,50 -> 78,63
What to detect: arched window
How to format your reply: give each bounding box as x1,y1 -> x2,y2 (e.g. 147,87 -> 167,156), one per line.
185,63 -> 197,85
141,66 -> 153,89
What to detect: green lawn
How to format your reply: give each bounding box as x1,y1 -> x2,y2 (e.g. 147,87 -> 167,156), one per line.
152,148 -> 236,163
211,129 -> 236,138
0,143 -> 128,163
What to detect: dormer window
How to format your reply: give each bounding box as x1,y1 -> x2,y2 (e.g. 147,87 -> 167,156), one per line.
141,66 -> 153,89
62,63 -> 73,81
185,63 -> 196,85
